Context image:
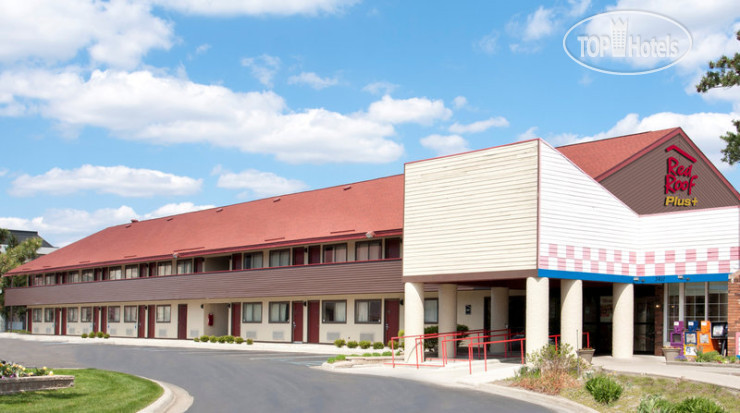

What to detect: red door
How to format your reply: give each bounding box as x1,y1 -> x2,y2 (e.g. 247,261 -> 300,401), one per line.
27,310 -> 32,334
231,303 -> 241,337
61,308 -> 67,335
93,307 -> 100,333
307,301 -> 320,343
292,247 -> 305,266
308,246 -> 321,264
137,306 -> 147,338
384,299 -> 400,344
292,301 -> 303,342
100,307 -> 107,334
147,305 -> 156,338
177,304 -> 187,339
54,308 -> 61,335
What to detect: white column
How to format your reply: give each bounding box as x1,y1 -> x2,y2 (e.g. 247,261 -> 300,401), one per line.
612,283 -> 634,358
438,284 -> 457,360
560,279 -> 583,352
526,277 -> 549,355
490,287 -> 509,353
678,283 -> 685,322
404,282 -> 425,362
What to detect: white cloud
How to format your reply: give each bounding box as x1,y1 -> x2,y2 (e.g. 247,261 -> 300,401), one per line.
152,0 -> 359,16
362,81 -> 398,95
195,44 -> 211,55
366,95 -> 452,125
420,134 -> 469,156
523,6 -> 556,41
287,72 -> 339,90
518,126 -> 540,141
217,169 -> 309,198
567,0 -> 591,17
507,1 -> 590,52
449,116 -> 509,134
476,31 -> 499,54
0,202 -> 214,247
0,0 -> 172,68
560,111 -> 739,170
0,68 -> 405,164
0,168 -> 7,177
241,54 -> 281,88
452,96 -> 468,109
9,165 -> 202,197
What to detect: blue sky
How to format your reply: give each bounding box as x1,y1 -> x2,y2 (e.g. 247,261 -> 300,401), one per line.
1,0 -> 739,247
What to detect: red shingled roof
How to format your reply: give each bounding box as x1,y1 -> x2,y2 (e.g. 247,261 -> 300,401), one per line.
557,127 -> 680,180
8,175 -> 404,275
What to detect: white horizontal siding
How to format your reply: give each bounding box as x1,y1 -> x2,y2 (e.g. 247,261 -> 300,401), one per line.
539,141 -> 638,255
403,141 -> 539,276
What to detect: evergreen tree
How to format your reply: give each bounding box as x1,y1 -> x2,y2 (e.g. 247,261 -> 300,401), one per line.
0,229 -> 42,328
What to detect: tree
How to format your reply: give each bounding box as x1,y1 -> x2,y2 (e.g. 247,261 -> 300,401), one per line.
0,228 -> 42,329
696,30 -> 740,165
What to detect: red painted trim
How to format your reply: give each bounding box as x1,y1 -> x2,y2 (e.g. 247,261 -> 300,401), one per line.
665,145 -> 697,162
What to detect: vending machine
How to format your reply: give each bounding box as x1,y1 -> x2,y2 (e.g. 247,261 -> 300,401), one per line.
684,320 -> 698,357
697,320 -> 715,354
711,322 -> 728,356
670,321 -> 684,355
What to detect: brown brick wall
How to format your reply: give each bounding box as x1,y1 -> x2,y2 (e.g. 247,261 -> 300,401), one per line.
729,279 -> 740,357
654,284 -> 664,356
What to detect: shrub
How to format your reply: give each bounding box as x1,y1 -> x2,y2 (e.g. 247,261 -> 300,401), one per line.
637,395 -> 676,413
246,339 -> 254,345
96,331 -> 104,338
200,335 -> 210,342
193,337 -> 200,342
104,333 -> 110,339
696,350 -> 723,363
225,335 -> 235,343
382,351 -> 392,356
674,397 -> 726,413
209,336 -> 218,343
585,375 -> 623,405
514,344 -> 579,395
326,357 -> 336,364
387,339 -> 399,349
347,340 -> 359,349
372,352 -> 381,357
359,340 -> 371,349
81,333 -> 88,338
334,338 -> 346,348
235,337 -> 244,344
373,342 -> 384,350
217,336 -> 227,343
335,355 -> 346,361
362,353 -> 372,357
424,325 -> 438,351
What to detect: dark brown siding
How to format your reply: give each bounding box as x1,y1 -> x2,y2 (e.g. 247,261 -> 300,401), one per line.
6,260 -> 402,306
600,134 -> 740,214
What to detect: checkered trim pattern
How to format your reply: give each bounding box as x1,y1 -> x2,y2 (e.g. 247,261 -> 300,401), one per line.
539,244 -> 739,276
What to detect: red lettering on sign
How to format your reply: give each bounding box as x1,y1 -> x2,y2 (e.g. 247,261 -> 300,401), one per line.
665,155 -> 697,196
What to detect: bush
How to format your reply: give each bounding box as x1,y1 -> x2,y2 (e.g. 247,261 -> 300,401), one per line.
209,336 -> 218,343
362,353 -> 372,357
585,375 -> 623,405
382,351 -> 392,356
373,342 -> 384,350
104,333 -> 110,339
514,344 -> 579,395
235,337 -> 244,344
326,357 -> 336,364
193,337 -> 200,342
674,397 -> 726,413
96,331 -> 104,338
387,339 -> 399,349
334,338 -> 346,348
225,335 -> 235,343
246,339 -> 254,345
372,352 -> 381,357
347,340 -> 359,349
217,336 -> 227,343
335,355 -> 346,361
696,349 -> 723,363
81,333 -> 88,338
637,395 -> 677,413
424,325 -> 438,351
200,335 -> 210,342
359,340 -> 371,349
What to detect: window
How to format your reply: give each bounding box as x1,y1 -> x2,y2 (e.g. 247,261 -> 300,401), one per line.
81,270 -> 94,282
708,282 -> 728,323
355,241 -> 382,261
156,305 -> 171,323
67,271 -> 80,283
685,282 -> 705,320
109,266 -> 123,280
424,298 -> 438,324
269,302 -> 289,323
177,259 -> 193,274
157,262 -> 172,276
32,309 -> 42,322
322,300 -> 347,323
108,306 -> 120,323
355,300 -> 381,324
34,275 -> 43,286
81,307 -> 92,322
269,250 -> 290,267
45,274 -> 55,285
67,307 -> 78,323
124,306 -> 137,323
242,302 -> 262,323
323,244 -> 347,263
124,265 -> 138,279
244,252 -> 263,269
44,308 -> 54,322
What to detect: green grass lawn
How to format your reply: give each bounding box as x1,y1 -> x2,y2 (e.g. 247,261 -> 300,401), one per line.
0,368 -> 163,413
560,374 -> 740,413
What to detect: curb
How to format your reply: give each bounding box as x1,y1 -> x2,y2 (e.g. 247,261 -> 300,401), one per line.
470,382 -> 599,413
138,378 -> 193,413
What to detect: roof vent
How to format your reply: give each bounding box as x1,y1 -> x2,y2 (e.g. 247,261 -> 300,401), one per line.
166,217 -> 174,222
343,185 -> 352,190
216,208 -> 224,212
131,219 -> 139,223
273,197 -> 281,203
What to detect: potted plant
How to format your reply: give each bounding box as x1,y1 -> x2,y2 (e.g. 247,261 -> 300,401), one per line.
578,347 -> 595,363
662,346 -> 680,362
